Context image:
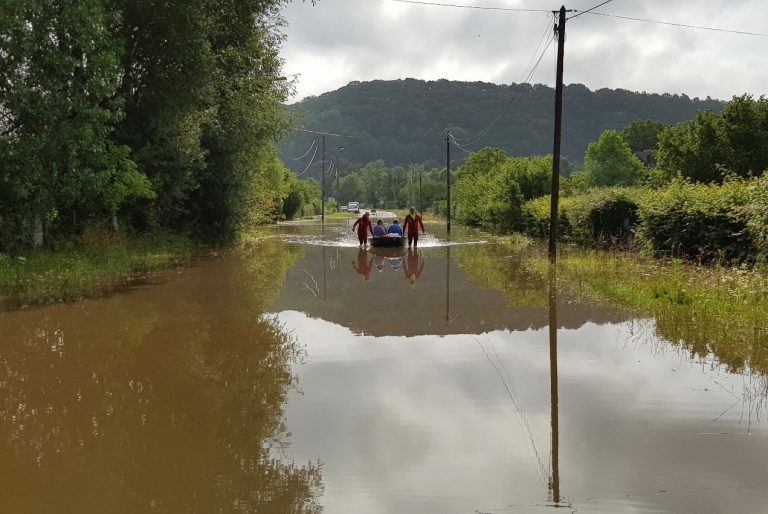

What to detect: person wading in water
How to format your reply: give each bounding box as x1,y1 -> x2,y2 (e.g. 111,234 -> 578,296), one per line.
403,207 -> 425,247
352,211 -> 374,246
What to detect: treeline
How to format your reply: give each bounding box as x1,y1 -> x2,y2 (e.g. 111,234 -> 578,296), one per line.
0,0 -> 306,254
327,160 -> 447,211
280,78 -> 725,176
454,95 -> 768,264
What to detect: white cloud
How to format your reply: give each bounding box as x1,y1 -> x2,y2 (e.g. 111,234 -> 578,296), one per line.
280,0 -> 768,101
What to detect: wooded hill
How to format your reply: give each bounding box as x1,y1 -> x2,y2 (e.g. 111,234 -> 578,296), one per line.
280,79 -> 725,175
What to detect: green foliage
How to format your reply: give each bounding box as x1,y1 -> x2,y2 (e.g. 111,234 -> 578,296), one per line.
282,176 -> 321,219
0,0 -> 151,252
622,120 -> 667,152
453,148 -> 551,231
583,130 -> 646,187
0,0 -> 299,253
637,178 -> 760,263
657,95 -> 768,183
565,188 -> 639,243
0,233 -> 196,305
281,79 -> 723,176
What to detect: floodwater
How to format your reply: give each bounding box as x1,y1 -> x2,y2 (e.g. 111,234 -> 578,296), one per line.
0,222 -> 766,513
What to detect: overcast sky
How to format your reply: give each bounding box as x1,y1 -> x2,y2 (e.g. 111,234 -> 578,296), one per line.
279,0 -> 767,102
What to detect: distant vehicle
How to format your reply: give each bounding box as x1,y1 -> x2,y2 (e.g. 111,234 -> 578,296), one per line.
347,202 -> 359,213
341,205 -> 348,212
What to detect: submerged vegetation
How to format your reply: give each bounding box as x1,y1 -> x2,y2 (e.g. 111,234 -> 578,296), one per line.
0,231 -> 197,307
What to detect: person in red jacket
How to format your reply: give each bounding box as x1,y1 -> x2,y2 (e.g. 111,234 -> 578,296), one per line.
351,211 -> 373,246
402,207 -> 425,247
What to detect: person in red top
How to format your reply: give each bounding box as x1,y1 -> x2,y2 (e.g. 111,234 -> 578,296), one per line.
351,211 -> 373,246
402,207 -> 425,247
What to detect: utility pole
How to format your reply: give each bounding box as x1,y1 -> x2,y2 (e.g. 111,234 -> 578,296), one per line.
419,167 -> 423,213
321,134 -> 326,222
548,268 -> 561,504
548,6 -> 566,263
446,131 -> 451,234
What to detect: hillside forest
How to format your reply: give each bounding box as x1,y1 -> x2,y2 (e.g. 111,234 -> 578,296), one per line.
280,78 -> 725,176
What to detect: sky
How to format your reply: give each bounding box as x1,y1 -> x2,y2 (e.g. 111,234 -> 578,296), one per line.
279,0 -> 768,103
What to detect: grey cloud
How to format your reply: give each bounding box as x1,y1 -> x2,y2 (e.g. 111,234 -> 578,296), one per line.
281,0 -> 768,101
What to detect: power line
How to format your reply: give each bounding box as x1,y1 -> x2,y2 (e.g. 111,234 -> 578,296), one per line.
294,127 -> 345,137
295,143 -> 320,177
286,138 -> 317,160
449,26 -> 556,150
450,16 -> 553,147
581,11 -> 768,37
390,0 -> 549,13
566,0 -> 613,20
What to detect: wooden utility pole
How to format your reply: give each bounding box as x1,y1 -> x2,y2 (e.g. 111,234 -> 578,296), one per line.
446,131 -> 452,233
321,134 -> 326,222
548,6 -> 566,263
548,267 -> 561,504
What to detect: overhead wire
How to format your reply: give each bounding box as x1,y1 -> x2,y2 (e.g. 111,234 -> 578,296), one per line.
286,138 -> 317,160
295,143 -> 320,177
390,0 -> 549,13
579,11 -> 768,38
566,0 -> 613,20
448,22 -> 556,151
449,17 -> 553,146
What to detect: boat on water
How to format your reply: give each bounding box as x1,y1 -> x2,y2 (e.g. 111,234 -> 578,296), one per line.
370,235 -> 404,248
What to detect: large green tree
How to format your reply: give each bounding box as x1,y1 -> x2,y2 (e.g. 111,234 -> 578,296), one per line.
583,130 -> 646,187
657,95 -> 768,183
622,120 -> 667,152
0,0 -> 153,252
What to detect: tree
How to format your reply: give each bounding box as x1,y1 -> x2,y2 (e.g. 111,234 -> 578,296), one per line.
583,130 -> 646,187
657,95 -> 768,183
622,120 -> 667,152
0,0 -> 153,252
339,174 -> 364,205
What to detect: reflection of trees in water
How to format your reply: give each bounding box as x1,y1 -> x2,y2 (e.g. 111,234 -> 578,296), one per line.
0,241 -> 322,513
457,242 -> 768,395
624,318 -> 768,425
455,243 -> 549,308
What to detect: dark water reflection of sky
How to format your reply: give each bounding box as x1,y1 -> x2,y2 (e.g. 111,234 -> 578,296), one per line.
272,223 -> 768,514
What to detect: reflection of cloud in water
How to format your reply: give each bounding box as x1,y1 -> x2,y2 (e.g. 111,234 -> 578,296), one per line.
278,310 -> 768,514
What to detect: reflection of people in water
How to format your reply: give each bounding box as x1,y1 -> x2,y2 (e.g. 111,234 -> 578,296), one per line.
403,248 -> 425,287
352,212 -> 373,246
352,248 -> 373,280
387,255 -> 403,271
373,253 -> 387,272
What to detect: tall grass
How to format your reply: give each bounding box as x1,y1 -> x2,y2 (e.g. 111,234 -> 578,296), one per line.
537,248 -> 768,374
0,232 -> 196,306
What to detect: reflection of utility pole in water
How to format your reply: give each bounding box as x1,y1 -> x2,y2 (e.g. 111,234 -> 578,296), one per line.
445,246 -> 451,323
548,266 -> 561,504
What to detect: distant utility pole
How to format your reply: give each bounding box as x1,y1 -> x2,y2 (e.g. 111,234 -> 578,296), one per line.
446,131 -> 451,234
321,134 -> 326,222
419,167 -> 423,213
548,6 -> 566,263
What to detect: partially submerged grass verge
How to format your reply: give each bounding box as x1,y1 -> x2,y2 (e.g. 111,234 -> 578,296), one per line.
538,247 -> 768,374
0,233 -> 197,307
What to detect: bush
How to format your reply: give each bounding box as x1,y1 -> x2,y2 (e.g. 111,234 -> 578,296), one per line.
637,178 -> 758,263
566,188 -> 639,243
521,188 -> 638,245
520,196 -> 572,239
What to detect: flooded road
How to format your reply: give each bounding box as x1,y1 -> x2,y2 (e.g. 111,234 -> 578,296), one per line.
1,222 -> 766,513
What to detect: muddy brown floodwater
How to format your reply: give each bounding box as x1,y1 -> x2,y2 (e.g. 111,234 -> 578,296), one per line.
0,222 -> 766,513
